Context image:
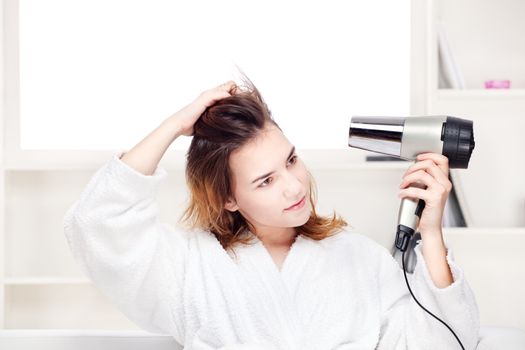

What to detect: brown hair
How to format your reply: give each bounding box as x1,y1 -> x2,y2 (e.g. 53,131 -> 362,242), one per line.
179,75 -> 349,256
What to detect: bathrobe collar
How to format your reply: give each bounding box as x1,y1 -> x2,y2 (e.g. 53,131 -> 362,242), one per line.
199,229 -> 324,349
238,232 -> 323,349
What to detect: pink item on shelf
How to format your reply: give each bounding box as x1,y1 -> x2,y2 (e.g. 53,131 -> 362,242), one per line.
484,80 -> 511,89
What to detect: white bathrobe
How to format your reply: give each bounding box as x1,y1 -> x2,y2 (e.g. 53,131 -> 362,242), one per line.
63,150 -> 480,350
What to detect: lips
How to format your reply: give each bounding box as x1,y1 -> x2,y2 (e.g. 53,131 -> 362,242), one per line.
285,195 -> 306,210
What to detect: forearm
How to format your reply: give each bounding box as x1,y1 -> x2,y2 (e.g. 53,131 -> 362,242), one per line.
120,116 -> 183,176
420,229 -> 454,288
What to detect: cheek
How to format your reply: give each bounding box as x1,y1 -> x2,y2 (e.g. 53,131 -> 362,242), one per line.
257,191 -> 282,211
239,190 -> 281,216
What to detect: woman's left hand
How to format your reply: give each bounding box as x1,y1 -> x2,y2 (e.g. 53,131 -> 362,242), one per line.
398,153 -> 452,236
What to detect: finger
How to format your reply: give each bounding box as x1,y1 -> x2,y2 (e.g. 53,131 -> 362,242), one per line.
404,156 -> 448,177
399,169 -> 437,190
416,153 -> 449,176
216,80 -> 236,93
397,186 -> 433,202
207,81 -> 235,96
402,159 -> 434,177
423,162 -> 452,191
403,159 -> 447,184
205,90 -> 232,106
215,80 -> 234,88
214,90 -> 232,100
402,160 -> 451,190
198,89 -> 233,108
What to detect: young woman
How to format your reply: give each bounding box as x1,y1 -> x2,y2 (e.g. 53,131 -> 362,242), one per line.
63,77 -> 480,349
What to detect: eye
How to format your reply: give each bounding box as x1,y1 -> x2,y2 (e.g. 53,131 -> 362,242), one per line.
258,155 -> 298,188
259,177 -> 273,188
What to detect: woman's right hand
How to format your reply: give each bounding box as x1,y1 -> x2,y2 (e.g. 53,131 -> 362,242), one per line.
172,80 -> 237,137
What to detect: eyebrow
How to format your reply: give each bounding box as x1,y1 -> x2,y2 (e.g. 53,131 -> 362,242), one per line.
251,146 -> 296,184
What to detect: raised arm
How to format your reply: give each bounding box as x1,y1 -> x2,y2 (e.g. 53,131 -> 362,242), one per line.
63,80 -> 237,345
120,80 -> 237,175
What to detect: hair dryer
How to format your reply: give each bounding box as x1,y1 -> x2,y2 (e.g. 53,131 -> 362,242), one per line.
347,115 -> 475,349
347,115 -> 475,252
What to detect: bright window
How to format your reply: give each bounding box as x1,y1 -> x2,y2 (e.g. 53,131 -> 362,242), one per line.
19,0 -> 410,150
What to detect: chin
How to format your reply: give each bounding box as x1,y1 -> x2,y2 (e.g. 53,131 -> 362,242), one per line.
293,209 -> 312,227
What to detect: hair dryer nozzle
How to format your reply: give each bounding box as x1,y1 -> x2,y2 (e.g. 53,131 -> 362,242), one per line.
348,117 -> 405,158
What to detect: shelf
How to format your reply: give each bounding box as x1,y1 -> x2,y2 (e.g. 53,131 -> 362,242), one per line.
3,284 -> 140,329
442,227 -> 525,235
430,89 -> 525,118
3,149 -> 150,171
3,161 -> 412,172
2,227 -> 523,286
3,277 -> 91,285
437,89 -> 525,99
0,329 -> 159,336
2,149 -> 413,171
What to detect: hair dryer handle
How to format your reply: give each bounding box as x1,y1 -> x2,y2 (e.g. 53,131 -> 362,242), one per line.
395,187 -> 426,251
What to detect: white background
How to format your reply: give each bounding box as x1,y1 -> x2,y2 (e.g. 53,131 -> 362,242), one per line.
18,0 -> 410,150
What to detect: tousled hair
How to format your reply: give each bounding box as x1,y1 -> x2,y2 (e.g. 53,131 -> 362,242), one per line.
179,74 -> 349,256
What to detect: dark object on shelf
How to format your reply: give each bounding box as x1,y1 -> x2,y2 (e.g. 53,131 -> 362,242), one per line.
365,155 -> 409,162
443,177 -> 467,227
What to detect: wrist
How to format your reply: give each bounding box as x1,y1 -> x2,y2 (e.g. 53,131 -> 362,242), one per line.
420,230 -> 447,254
163,115 -> 185,139
419,232 -> 453,288
419,226 -> 443,239
420,228 -> 446,248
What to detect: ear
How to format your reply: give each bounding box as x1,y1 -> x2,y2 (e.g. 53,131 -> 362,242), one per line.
224,197 -> 239,212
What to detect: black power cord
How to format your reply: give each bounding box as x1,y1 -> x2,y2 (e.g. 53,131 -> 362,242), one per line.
402,249 -> 465,350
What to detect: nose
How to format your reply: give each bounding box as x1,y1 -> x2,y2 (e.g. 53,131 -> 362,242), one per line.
283,171 -> 303,199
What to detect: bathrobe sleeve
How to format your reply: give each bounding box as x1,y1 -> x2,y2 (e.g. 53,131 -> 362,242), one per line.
375,239 -> 480,350
63,150 -> 188,344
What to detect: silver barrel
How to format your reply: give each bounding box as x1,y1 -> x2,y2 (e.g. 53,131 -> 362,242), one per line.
348,116 -> 405,157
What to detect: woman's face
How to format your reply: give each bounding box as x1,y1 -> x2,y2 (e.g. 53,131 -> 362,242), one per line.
225,124 -> 311,237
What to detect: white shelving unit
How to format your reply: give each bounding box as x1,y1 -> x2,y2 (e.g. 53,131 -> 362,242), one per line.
0,0 -> 524,332
418,0 -> 525,228
412,0 -> 525,330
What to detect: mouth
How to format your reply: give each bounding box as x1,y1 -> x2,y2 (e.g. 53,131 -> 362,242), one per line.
285,195 -> 306,211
